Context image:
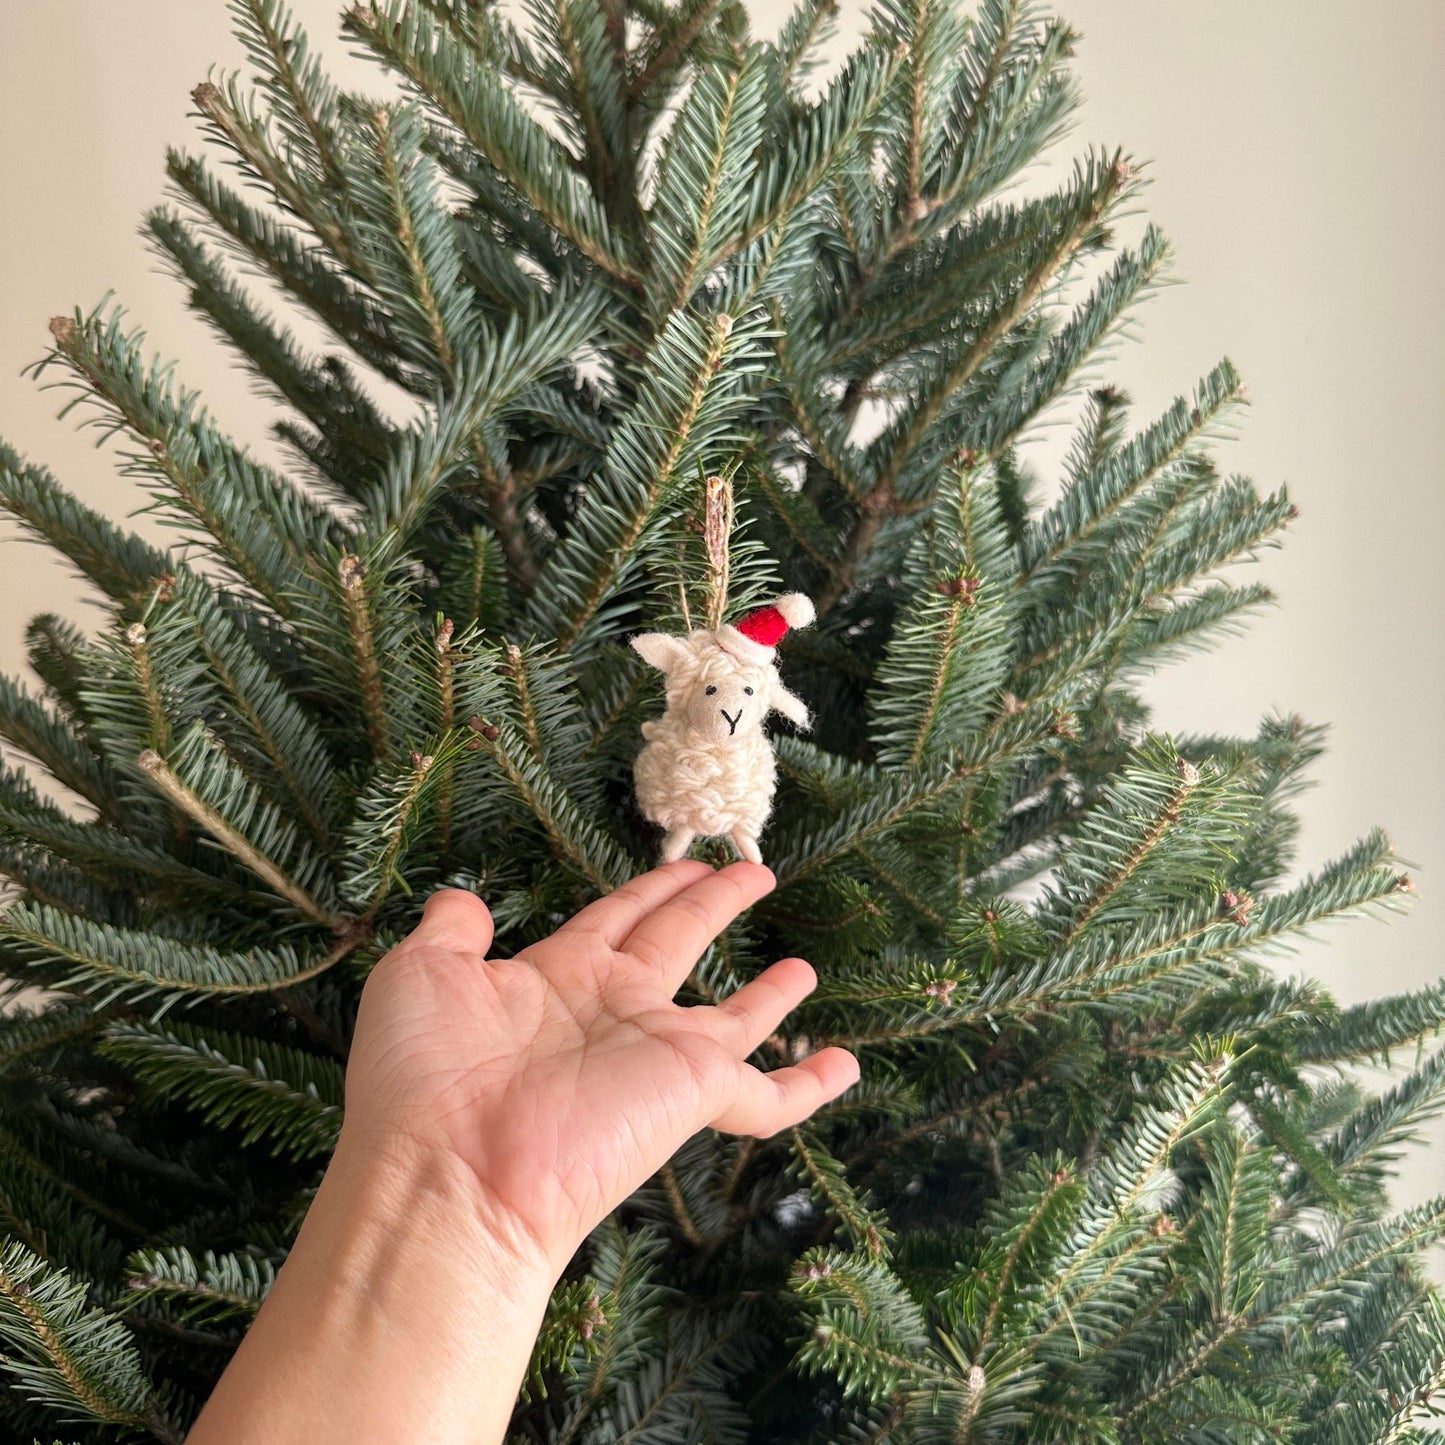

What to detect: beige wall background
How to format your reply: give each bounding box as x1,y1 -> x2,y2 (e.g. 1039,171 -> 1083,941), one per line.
1,3 -> 1442,1204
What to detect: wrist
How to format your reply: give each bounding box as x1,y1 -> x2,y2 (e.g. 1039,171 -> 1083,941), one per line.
187,1124 -> 561,1445
326,1122 -> 566,1291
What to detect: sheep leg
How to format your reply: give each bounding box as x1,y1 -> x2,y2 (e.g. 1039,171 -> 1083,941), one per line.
661,828 -> 696,863
730,829 -> 763,865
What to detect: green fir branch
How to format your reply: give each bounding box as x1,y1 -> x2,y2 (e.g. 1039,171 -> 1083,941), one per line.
100,1020 -> 345,1160
0,1241 -> 178,1442
123,1245 -> 275,1330
0,902 -> 360,1013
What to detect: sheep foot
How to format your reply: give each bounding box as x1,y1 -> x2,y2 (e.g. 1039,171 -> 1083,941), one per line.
730,830 -> 763,865
661,828 -> 696,863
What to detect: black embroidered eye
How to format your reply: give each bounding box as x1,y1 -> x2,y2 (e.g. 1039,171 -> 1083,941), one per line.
743,686 -> 754,696
705,685 -> 717,695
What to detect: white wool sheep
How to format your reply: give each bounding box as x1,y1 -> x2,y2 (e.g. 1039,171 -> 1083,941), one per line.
631,596 -> 813,865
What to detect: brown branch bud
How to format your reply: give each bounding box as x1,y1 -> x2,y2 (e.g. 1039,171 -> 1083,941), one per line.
937,576 -> 980,605
1220,888 -> 1254,926
578,1292 -> 606,1340
1050,709 -> 1079,740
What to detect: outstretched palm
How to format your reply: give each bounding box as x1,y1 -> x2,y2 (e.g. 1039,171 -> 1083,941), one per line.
346,860 -> 860,1271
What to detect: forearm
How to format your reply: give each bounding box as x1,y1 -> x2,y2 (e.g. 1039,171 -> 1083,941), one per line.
186,1126 -> 559,1445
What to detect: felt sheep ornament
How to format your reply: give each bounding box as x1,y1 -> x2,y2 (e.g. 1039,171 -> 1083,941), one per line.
631,594 -> 815,865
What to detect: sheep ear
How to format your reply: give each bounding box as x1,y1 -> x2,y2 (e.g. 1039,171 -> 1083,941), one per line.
770,681 -> 811,730
631,633 -> 687,673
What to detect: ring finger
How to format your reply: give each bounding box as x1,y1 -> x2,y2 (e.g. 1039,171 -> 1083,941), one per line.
689,956 -> 817,1058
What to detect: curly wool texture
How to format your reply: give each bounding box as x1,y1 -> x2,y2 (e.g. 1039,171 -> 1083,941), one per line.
631,623 -> 810,865
634,715 -> 775,841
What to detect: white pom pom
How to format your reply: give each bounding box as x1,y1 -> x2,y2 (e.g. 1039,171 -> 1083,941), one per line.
773,593 -> 816,629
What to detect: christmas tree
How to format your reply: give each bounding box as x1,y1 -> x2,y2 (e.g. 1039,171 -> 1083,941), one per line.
0,0 -> 1442,1438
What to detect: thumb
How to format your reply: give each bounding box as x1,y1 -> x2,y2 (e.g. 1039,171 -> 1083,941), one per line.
409,887 -> 495,960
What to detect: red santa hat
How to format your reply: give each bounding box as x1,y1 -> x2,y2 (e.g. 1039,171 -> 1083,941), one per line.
717,593 -> 815,665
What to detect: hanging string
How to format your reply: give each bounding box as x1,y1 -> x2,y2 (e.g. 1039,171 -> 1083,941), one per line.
703,471 -> 733,631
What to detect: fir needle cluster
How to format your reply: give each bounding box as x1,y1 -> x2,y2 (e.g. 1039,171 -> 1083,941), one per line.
0,0 -> 1439,1439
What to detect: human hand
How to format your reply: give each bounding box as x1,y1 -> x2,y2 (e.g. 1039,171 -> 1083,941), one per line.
186,862 -> 857,1445
343,860 -> 860,1275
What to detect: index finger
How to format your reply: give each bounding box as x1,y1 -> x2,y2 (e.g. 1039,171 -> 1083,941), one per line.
555,860 -> 714,948
619,862 -> 775,994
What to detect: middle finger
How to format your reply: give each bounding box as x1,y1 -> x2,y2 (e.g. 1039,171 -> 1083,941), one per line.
619,862 -> 775,995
